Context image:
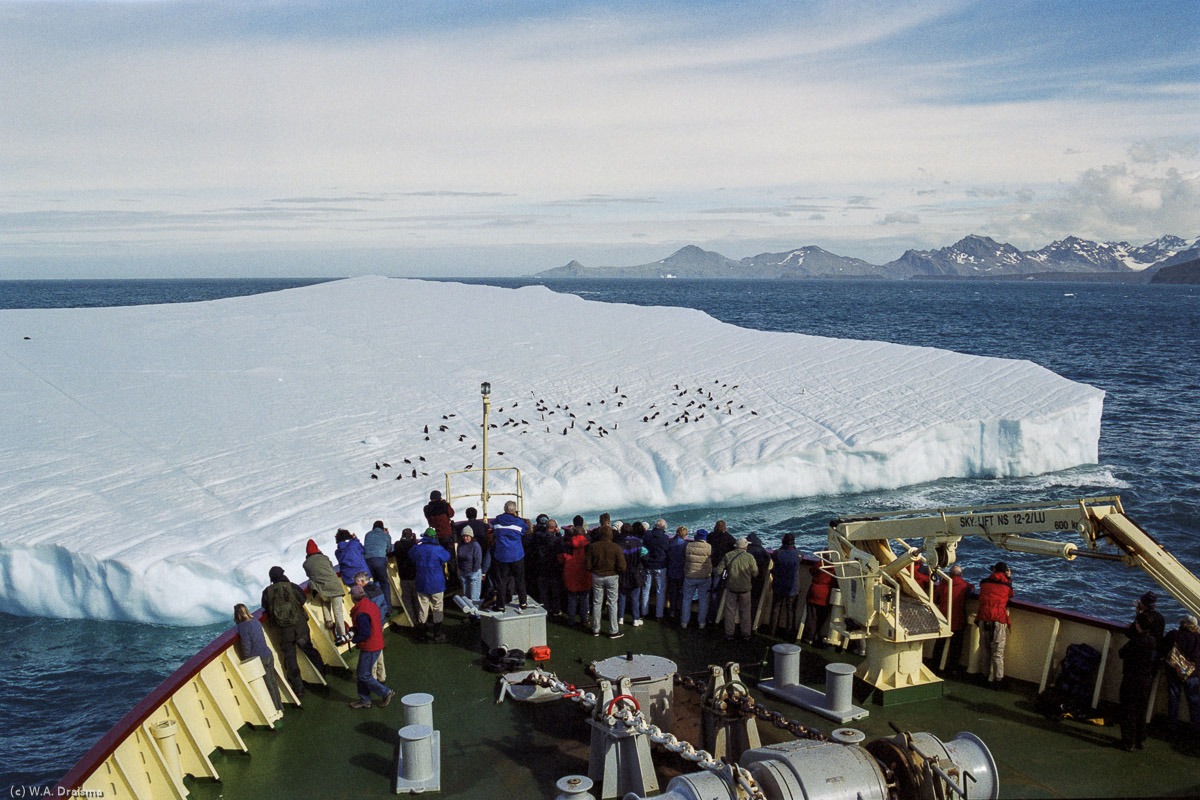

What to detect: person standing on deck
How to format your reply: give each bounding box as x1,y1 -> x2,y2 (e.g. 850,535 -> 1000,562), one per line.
532,517 -> 565,614
717,537 -> 759,641
934,565 -> 975,675
1136,591 -> 1166,651
681,529 -> 712,631
363,520 -> 393,616
802,559 -> 835,648
391,528 -> 419,625
586,523 -> 626,638
490,501 -> 531,611
410,529 -> 451,642
641,519 -> 671,621
260,566 -> 326,699
303,539 -> 349,645
1117,612 -> 1158,750
560,521 -> 593,627
457,528 -> 483,604
234,603 -> 283,711
348,584 -> 395,709
354,571 -> 390,681
975,562 -> 1014,688
617,523 -> 647,627
1162,615 -> 1200,736
666,526 -> 689,620
706,520 -> 736,624
424,491 -> 456,587
769,534 -> 801,638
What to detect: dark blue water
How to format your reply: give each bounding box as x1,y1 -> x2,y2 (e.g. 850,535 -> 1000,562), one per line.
2,276 -> 1198,791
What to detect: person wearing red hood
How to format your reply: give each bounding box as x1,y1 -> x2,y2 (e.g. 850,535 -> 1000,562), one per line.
303,538 -> 349,645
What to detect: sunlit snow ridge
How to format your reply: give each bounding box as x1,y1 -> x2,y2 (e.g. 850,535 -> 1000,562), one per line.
0,277 -> 1103,624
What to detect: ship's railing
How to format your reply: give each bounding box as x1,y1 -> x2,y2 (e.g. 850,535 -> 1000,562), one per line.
53,580 -> 357,800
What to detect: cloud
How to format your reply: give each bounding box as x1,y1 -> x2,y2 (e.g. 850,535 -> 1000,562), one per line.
877,212 -> 920,225
1126,137 -> 1200,165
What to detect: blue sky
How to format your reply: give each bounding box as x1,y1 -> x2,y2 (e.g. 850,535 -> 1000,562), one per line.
1,0 -> 1197,277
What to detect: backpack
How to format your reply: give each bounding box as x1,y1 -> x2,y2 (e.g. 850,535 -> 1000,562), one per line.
264,581 -> 305,628
1165,643 -> 1196,681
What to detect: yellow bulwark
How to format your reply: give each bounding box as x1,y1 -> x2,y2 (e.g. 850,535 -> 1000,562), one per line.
63,588 -> 355,800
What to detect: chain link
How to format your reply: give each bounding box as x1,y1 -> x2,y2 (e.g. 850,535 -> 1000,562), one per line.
673,672 -> 830,742
525,669 -> 766,800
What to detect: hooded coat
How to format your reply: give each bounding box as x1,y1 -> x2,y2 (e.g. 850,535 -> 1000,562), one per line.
560,531 -> 593,593
303,551 -> 345,600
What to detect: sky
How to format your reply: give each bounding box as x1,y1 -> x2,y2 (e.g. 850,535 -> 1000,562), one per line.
1,0 -> 1197,278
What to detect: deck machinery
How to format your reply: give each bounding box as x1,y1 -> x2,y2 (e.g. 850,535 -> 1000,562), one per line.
820,495 -> 1200,695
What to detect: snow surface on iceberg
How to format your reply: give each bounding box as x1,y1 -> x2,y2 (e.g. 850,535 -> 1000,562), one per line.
0,277 -> 1103,624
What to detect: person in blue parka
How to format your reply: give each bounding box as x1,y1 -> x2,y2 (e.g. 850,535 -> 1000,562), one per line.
334,528 -> 370,586
409,528 -> 451,641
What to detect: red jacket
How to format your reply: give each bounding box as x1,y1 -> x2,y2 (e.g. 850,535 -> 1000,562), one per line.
351,597 -> 385,652
560,532 -> 593,593
975,571 -> 1013,625
423,499 -> 455,542
935,575 -> 975,631
806,564 -> 835,606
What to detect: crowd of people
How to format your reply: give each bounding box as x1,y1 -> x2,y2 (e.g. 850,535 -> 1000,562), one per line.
238,490 -> 1200,739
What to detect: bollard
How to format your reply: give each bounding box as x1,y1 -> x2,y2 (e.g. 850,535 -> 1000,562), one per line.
398,724 -> 435,783
826,662 -> 857,714
401,692 -> 434,728
773,643 -> 802,689
394,696 -> 441,793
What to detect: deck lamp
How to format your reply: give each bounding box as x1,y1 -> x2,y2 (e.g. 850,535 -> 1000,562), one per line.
481,382 -> 491,518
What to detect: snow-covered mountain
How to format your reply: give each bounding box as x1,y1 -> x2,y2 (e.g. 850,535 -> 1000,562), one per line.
537,234 -> 1200,280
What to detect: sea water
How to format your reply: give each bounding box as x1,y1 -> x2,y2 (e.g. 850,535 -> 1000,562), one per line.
1,276 -> 1197,790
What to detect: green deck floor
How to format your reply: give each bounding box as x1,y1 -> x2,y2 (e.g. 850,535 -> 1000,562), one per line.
186,609 -> 1200,799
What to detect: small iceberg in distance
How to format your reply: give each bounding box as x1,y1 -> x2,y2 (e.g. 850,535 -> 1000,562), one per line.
0,276 -> 1103,624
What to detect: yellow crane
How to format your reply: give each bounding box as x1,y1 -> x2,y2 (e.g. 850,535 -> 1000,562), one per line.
820,495 -> 1200,694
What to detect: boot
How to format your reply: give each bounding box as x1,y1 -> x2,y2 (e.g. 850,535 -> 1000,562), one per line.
431,621 -> 447,642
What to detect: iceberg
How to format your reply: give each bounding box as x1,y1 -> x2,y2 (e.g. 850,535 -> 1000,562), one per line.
0,277 -> 1103,624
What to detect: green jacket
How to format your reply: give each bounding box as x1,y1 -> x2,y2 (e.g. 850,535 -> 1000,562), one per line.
303,552 -> 345,599
718,549 -> 759,594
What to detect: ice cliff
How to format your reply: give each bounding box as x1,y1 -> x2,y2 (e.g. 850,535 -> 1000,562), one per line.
0,277 -> 1103,623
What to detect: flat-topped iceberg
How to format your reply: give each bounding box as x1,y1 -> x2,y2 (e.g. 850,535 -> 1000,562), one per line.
0,276 -> 1103,624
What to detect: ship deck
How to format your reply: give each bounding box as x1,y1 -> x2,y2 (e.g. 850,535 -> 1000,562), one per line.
185,610 -> 1200,800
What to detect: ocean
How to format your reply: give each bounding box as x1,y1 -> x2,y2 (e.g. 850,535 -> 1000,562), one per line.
2,275 -> 1198,791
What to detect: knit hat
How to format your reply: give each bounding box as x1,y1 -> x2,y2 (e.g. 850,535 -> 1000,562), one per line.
350,585 -> 366,600
269,566 -> 286,582
306,539 -> 320,555
424,527 -> 438,538
695,528 -> 708,541
461,529 -> 473,539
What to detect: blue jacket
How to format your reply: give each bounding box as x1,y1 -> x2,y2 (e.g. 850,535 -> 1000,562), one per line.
642,528 -> 671,570
770,546 -> 801,597
457,539 -> 483,573
410,538 -> 450,594
363,525 -> 392,560
235,618 -> 272,662
335,538 -> 370,585
491,513 -> 529,563
666,536 -> 689,579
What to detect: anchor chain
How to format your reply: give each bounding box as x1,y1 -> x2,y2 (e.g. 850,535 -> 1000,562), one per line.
524,669 -> 767,800
674,672 -> 830,742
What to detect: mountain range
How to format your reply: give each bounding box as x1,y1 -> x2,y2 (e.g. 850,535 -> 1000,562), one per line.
537,234 -> 1200,281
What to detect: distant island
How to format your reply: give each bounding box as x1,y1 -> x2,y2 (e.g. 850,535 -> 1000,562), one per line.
537,234 -> 1200,282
